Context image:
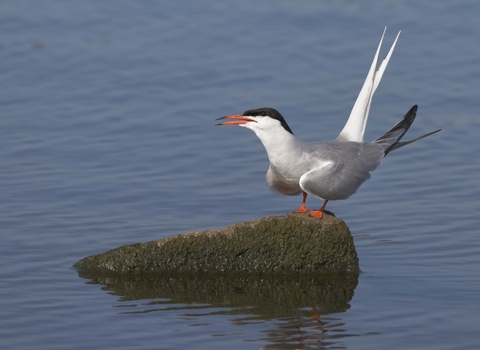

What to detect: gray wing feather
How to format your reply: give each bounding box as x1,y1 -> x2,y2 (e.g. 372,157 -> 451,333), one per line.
299,142 -> 384,200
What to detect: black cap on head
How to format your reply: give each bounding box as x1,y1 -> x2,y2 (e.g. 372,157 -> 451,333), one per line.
242,107 -> 294,135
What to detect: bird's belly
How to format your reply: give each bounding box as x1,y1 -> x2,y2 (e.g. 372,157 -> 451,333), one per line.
266,164 -> 304,196
268,179 -> 302,196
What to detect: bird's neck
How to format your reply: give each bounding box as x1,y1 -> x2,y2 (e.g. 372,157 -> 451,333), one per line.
252,128 -> 303,165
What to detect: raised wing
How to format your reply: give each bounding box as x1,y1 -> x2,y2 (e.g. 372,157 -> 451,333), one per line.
336,28 -> 401,142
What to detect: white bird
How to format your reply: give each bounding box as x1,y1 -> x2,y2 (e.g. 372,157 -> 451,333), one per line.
216,29 -> 441,219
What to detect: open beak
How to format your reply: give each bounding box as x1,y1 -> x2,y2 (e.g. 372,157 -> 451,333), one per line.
215,114 -> 257,126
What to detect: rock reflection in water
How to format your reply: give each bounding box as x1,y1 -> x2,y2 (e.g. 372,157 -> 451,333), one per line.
79,272 -> 358,347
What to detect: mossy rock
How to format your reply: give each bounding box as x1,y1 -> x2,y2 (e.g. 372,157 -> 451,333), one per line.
75,213 -> 358,274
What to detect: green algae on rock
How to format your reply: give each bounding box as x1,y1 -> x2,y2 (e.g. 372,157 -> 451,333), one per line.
74,213 -> 359,274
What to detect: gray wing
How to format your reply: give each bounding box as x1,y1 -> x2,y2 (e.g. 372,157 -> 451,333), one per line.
299,142 -> 384,201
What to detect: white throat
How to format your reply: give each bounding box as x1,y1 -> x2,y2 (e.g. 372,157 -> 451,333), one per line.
243,122 -> 303,166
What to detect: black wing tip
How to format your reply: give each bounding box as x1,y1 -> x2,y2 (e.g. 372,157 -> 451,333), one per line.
408,104 -> 418,115
399,105 -> 418,122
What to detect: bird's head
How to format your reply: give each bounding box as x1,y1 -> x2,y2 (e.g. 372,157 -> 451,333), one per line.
216,107 -> 294,135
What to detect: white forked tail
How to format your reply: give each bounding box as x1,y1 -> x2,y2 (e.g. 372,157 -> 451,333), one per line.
337,28 -> 401,142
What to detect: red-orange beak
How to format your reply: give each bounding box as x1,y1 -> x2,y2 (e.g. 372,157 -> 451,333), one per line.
215,114 -> 257,126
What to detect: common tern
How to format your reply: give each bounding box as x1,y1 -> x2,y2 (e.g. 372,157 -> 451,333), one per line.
216,29 -> 441,219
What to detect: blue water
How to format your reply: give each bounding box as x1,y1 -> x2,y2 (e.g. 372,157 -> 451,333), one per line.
1,1 -> 479,349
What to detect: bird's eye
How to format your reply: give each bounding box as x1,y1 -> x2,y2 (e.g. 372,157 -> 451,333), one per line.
261,111 -> 266,116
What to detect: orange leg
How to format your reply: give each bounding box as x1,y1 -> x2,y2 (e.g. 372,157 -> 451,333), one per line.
309,200 -> 329,219
293,192 -> 309,213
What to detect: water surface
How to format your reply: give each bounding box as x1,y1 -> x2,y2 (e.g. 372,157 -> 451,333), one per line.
1,1 -> 479,349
